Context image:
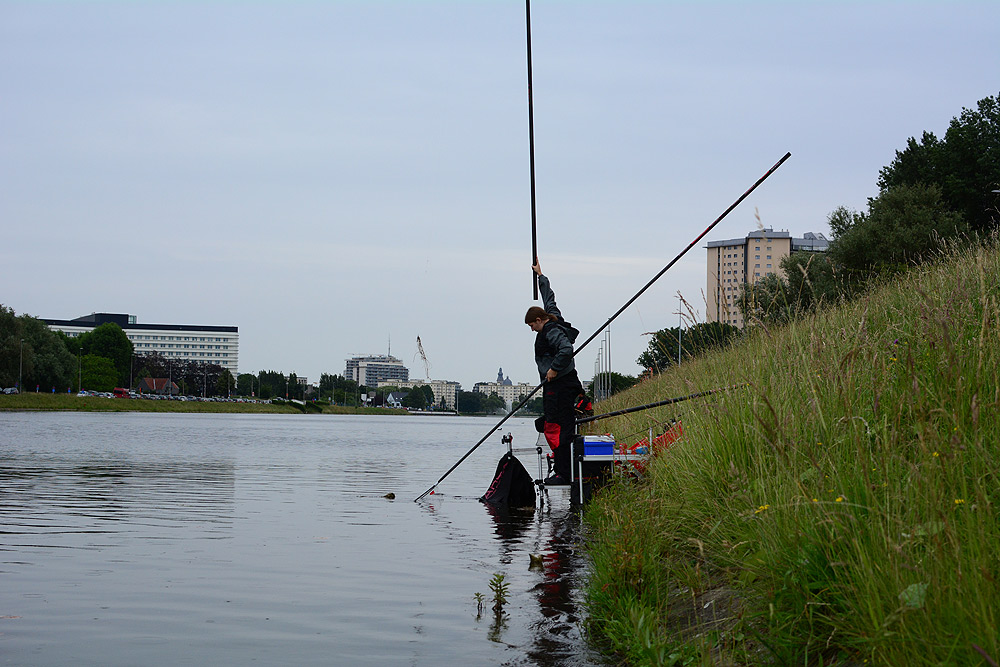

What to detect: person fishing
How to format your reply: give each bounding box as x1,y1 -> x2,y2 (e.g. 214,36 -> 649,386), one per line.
526,261 -> 584,484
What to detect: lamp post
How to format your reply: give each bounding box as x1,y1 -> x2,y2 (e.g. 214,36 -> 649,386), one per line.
19,338 -> 23,392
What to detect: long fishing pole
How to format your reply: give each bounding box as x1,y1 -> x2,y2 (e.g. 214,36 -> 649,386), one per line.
575,383 -> 747,426
526,0 -> 539,300
414,153 -> 790,502
574,151 -> 791,356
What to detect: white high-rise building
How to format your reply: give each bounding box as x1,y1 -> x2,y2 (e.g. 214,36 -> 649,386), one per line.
345,355 -> 409,388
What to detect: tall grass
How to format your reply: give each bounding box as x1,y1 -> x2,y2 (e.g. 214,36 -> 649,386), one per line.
584,238 -> 999,665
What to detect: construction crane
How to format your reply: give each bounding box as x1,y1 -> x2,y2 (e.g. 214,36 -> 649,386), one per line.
415,336 -> 431,381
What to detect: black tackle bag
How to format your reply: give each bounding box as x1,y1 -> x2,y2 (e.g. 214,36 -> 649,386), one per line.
480,452 -> 536,508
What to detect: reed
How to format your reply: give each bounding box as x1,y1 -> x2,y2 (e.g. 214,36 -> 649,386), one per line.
584,237 -> 1000,665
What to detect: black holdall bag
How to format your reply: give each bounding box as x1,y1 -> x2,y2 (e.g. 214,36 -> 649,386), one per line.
480,452 -> 536,508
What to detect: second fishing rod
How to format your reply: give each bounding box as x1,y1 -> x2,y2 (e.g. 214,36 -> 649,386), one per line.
413,151 -> 792,501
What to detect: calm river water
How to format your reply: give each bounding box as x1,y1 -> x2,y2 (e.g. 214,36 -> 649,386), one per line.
0,412 -> 609,666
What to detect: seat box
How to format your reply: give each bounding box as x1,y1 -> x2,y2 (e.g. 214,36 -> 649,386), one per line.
582,435 -> 615,456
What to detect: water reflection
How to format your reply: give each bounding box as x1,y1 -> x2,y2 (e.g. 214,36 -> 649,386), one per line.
483,493 -> 603,666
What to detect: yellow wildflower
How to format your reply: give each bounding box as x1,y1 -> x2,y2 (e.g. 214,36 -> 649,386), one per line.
835,496 -> 844,503
754,504 -> 770,514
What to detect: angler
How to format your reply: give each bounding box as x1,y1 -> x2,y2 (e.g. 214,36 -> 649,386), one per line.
525,260 -> 585,485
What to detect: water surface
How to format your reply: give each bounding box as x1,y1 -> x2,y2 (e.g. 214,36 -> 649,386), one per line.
0,412 -> 606,666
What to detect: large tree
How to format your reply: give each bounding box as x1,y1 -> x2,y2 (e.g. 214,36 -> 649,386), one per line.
828,183 -> 967,280
401,389 -> 426,409
878,91 -> 999,232
456,390 -> 484,413
0,306 -> 77,391
78,323 -> 133,386
81,354 -> 119,391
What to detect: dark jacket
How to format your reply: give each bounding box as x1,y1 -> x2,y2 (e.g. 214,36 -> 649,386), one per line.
534,274 -> 579,381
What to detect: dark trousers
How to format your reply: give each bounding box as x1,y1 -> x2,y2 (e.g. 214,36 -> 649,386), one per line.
542,370 -> 582,479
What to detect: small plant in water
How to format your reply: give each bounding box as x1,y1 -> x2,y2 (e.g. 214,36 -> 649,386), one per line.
489,572 -> 509,616
474,591 -> 484,619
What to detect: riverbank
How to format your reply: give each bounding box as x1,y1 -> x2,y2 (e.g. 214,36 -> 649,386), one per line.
582,239 -> 999,665
0,393 -> 408,416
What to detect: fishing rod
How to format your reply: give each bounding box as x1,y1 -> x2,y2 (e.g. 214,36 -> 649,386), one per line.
575,383 -> 747,426
414,153 -> 790,502
526,0 -> 539,300
573,151 -> 791,355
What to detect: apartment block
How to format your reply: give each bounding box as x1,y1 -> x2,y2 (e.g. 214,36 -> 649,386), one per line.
706,229 -> 828,328
345,355 -> 409,388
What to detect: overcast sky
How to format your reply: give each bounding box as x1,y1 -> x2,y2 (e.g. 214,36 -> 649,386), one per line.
3,1 -> 997,389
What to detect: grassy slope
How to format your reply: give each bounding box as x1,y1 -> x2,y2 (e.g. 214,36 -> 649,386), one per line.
584,240 -> 999,665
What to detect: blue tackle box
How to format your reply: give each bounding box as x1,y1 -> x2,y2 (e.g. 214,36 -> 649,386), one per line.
581,435 -> 616,456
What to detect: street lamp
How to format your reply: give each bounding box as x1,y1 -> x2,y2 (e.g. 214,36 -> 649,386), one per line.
19,338 -> 23,392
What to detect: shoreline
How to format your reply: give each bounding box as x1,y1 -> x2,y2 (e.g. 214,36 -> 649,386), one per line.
0,393 -> 407,416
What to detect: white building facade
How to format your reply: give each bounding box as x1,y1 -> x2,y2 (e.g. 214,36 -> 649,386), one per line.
44,312 -> 239,374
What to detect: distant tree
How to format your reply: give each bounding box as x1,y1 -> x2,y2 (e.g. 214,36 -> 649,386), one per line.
781,250 -> 843,311
484,392 -> 506,414
236,373 -> 255,396
216,369 -> 235,397
78,323 -> 133,386
878,92 -> 1000,232
829,183 -> 967,280
592,371 -> 638,397
456,390 -> 484,413
320,373 -> 359,404
81,354 -> 118,391
0,305 -> 18,387
258,370 -> 287,400
737,273 -> 794,326
518,396 -> 544,415
637,321 -> 740,372
0,307 -> 77,390
418,384 -> 435,406
401,390 -> 425,409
